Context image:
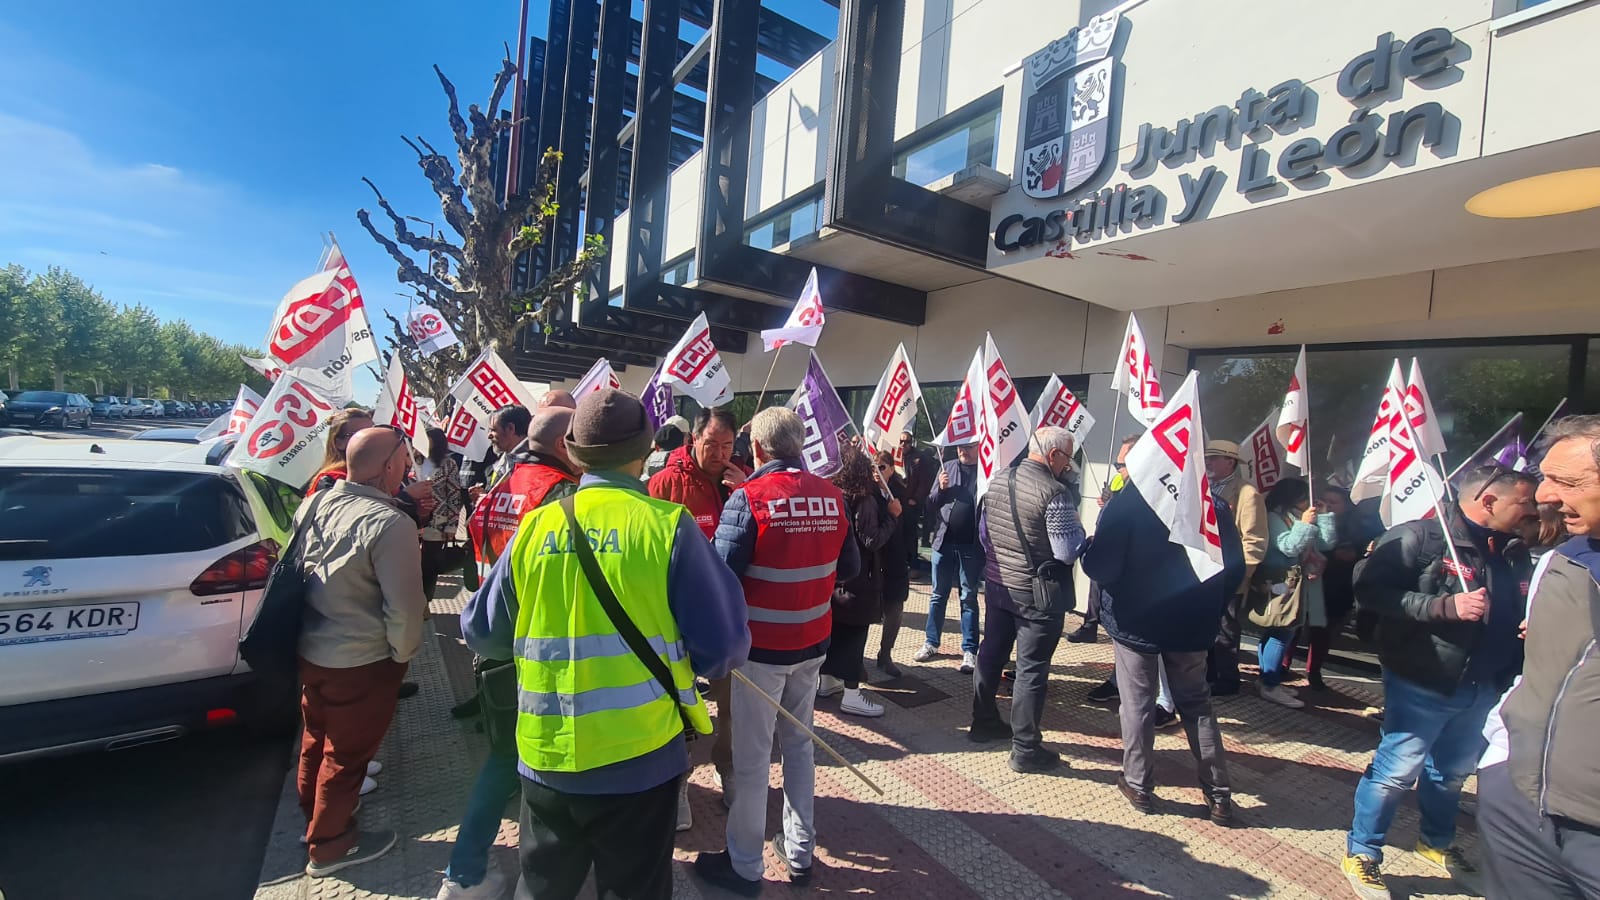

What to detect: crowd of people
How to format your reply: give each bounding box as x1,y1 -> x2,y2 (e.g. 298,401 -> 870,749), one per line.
276,385 -> 1600,900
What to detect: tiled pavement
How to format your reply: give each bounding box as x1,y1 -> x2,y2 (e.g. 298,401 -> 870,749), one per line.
254,581 -> 1482,900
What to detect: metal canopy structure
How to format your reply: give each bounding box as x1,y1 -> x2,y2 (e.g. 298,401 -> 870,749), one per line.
507,0 -> 987,382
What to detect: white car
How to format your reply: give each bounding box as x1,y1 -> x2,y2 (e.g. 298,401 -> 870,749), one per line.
0,436 -> 299,761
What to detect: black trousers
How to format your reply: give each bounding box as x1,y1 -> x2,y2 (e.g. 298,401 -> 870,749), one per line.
972,589 -> 1065,756
822,622 -> 872,687
421,539 -> 448,601
515,774 -> 680,900
902,507 -> 923,568
1206,591 -> 1244,689
1478,762 -> 1600,900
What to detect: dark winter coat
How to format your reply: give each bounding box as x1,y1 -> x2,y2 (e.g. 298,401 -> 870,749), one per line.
831,492 -> 898,626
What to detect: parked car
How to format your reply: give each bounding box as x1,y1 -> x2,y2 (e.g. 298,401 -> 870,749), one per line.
160,400 -> 182,418
0,391 -> 10,428
137,399 -> 164,419
90,396 -> 127,420
6,391 -> 93,429
194,402 -> 212,418
0,435 -> 300,761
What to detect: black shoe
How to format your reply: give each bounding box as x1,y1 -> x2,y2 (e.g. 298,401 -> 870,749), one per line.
770,833 -> 812,885
1279,668 -> 1302,685
1307,672 -> 1328,691
397,681 -> 420,700
1116,776 -> 1154,814
305,829 -> 397,877
968,720 -> 1013,743
876,656 -> 902,678
450,694 -> 481,719
1086,678 -> 1119,704
1066,625 -> 1098,644
1209,681 -> 1240,697
1154,707 -> 1181,730
1207,793 -> 1235,826
1000,669 -> 1016,682
693,851 -> 762,897
1008,747 -> 1064,774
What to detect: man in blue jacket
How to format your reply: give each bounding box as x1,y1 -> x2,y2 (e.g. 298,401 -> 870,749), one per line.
1082,474 -> 1245,825
916,442 -> 986,672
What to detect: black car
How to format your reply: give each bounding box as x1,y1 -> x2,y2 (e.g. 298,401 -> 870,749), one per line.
0,391 -> 9,427
7,391 -> 93,429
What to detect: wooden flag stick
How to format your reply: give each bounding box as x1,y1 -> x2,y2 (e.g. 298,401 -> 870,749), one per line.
1101,400 -> 1123,494
753,345 -> 784,410
731,668 -> 885,796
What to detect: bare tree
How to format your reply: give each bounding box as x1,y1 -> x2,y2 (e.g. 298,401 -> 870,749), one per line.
358,49 -> 604,400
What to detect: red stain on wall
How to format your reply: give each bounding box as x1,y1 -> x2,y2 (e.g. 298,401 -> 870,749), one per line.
1267,319 -> 1286,335
1045,242 -> 1077,260
1097,250 -> 1154,261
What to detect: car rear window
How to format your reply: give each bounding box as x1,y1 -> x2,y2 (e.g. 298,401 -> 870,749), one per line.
0,469 -> 255,560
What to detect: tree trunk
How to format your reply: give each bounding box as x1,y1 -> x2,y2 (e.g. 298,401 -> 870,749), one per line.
8,364 -> 16,392
53,367 -> 64,391
126,379 -> 133,398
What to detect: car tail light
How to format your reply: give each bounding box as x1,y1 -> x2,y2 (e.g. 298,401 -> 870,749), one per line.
190,539 -> 280,596
205,708 -> 238,727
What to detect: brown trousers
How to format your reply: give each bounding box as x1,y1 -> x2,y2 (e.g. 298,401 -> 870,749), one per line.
708,675 -> 733,779
297,656 -> 408,862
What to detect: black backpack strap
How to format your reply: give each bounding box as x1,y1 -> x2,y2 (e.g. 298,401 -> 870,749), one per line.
559,496 -> 695,732
1006,466 -> 1036,573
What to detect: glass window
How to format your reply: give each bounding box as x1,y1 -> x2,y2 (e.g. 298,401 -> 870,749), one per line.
0,469 -> 254,560
1193,342 -> 1572,483
1586,338 -> 1600,414
893,109 -> 1001,188
743,196 -> 823,252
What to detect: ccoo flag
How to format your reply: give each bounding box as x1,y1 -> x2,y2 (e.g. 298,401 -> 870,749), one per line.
1351,360 -> 1407,504
862,343 -> 924,454
1108,313 -> 1165,425
661,312 -> 734,408
761,267 -> 826,351
404,305 -> 460,357
1378,403 -> 1448,528
1126,371 -> 1225,579
974,334 -> 1033,501
443,403 -> 493,461
786,351 -> 854,477
1246,408 -> 1286,492
449,346 -> 539,425
933,349 -> 984,447
572,357 -> 622,397
227,373 -> 342,489
1031,373 -> 1096,445
640,364 -> 675,432
1275,346 -> 1309,471
1404,358 -> 1448,459
196,383 -> 265,442
240,355 -> 283,383
374,355 -> 423,449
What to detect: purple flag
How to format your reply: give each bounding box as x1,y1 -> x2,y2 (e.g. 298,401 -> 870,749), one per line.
1448,412 -> 1525,488
641,364 -> 675,432
786,351 -> 853,477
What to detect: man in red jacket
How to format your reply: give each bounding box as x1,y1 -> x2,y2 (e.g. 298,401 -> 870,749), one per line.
647,408 -> 749,539
646,406 -> 749,821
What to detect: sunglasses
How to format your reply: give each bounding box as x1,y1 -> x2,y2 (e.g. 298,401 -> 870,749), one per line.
1470,463 -> 1519,502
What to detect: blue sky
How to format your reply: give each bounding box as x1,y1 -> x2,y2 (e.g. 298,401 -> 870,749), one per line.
0,1 -> 837,402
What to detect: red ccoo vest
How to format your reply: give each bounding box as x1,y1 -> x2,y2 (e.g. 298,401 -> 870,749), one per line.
738,467 -> 850,652
469,463 -> 579,566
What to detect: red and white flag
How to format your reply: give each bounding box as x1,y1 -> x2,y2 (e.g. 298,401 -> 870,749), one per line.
449,346 -> 539,424
241,355 -> 283,383
443,403 -> 493,461
660,312 -> 734,408
1404,358 -> 1448,459
196,383 -> 265,442
265,250 -> 377,380
974,334 -> 1033,501
933,349 -> 983,448
572,357 -> 622,396
761,267 -> 826,351
1126,371 -> 1224,579
320,237 -> 380,365
1108,313 -> 1164,425
1276,346 -> 1309,471
226,373 -> 342,488
374,355 -> 422,448
404,304 -> 460,357
1031,373 -> 1096,445
1351,360 -> 1408,504
862,343 -> 924,454
1379,404 -> 1447,527
1246,409 -> 1286,492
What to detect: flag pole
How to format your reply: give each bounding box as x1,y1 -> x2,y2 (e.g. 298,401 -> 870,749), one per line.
1398,411 -> 1474,591
1101,400 -> 1123,494
916,393 -> 939,441
1303,377 -> 1315,508
731,669 -> 884,795
753,344 -> 784,410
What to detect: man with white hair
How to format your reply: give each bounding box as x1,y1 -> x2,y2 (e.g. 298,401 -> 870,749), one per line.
970,426 -> 1086,773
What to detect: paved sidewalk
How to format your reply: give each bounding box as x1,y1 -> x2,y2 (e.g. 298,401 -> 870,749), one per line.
255,581 -> 1482,900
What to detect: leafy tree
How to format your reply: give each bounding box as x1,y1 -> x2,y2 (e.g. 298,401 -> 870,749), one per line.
358,53 -> 605,400
0,264 -> 29,390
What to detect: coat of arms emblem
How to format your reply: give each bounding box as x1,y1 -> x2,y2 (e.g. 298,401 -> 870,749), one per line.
1019,11 -> 1121,200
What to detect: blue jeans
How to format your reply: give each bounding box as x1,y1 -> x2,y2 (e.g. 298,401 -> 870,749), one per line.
445,750 -> 522,887
1257,627 -> 1295,688
1347,672 -> 1501,861
926,545 -> 982,652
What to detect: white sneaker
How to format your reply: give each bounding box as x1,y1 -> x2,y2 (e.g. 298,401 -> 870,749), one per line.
676,779 -> 693,832
436,869 -> 508,900
913,643 -> 938,663
360,775 -> 378,796
1258,683 -> 1306,709
816,674 -> 845,698
713,768 -> 732,809
840,687 -> 884,717
960,652 -> 977,673
366,759 -> 383,777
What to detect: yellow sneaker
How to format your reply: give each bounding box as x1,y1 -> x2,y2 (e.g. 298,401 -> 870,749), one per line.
1341,854 -> 1391,900
1413,842 -> 1484,896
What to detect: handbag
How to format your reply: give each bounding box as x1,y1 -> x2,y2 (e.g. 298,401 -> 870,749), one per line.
1005,468 -> 1075,614
1245,564 -> 1306,630
239,489 -> 331,678
559,496 -> 704,736
475,657 -> 520,755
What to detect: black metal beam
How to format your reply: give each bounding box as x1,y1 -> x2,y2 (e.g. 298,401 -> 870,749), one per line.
512,355 -> 592,378
627,283 -> 784,332
519,351 -> 612,375
622,71 -> 706,136
540,322 -> 676,356
707,245 -> 926,324
528,0 -> 573,286
678,0 -> 831,69
627,19 -> 780,95
824,0 -> 988,268
624,0 -> 681,309
551,0 -> 600,268
574,300 -> 749,354
583,0 -> 632,308
506,38 -> 547,293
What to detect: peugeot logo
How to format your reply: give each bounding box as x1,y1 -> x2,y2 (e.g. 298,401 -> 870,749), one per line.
23,566 -> 52,587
